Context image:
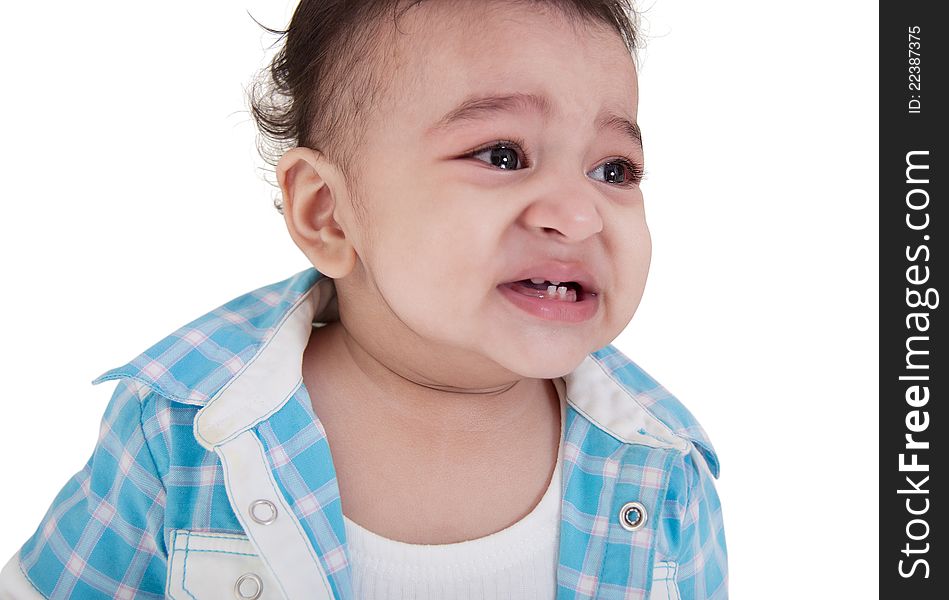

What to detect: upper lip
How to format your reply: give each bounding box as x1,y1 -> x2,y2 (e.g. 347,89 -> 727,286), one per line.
500,260 -> 601,294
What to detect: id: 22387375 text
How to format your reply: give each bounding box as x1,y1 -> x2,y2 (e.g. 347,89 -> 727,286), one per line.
907,26 -> 922,114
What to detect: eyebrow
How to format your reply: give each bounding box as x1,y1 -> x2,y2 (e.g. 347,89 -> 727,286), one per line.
427,92 -> 642,151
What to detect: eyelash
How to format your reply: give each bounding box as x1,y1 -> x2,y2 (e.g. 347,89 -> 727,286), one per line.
463,136 -> 645,187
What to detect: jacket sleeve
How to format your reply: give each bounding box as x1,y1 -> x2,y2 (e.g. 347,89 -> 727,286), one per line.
0,379 -> 168,599
658,444 -> 729,600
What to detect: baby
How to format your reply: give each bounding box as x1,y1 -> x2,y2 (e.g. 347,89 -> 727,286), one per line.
0,1 -> 727,598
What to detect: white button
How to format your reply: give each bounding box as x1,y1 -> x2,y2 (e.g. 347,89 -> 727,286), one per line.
619,501 -> 647,532
234,572 -> 263,599
249,499 -> 278,525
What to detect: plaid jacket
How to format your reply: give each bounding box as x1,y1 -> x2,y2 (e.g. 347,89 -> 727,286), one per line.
0,268 -> 727,599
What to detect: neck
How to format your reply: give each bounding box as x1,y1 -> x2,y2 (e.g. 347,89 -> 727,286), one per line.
306,321 -> 554,438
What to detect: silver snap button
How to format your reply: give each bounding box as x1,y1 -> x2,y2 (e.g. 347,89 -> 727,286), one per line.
619,501 -> 647,532
234,572 -> 263,600
249,499 -> 278,525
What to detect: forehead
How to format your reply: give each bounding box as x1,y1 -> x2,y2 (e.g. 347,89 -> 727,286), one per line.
379,1 -> 638,135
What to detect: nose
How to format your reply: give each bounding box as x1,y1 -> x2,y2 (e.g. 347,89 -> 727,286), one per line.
519,184 -> 604,241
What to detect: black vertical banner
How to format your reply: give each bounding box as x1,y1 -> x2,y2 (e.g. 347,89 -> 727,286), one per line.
880,4 -> 944,597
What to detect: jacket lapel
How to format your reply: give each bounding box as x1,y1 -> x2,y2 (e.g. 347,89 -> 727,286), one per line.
191,274 -> 354,599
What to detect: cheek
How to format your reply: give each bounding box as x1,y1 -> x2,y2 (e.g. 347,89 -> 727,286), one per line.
368,212 -> 496,328
628,219 -> 651,280
631,221 -> 652,281
621,203 -> 651,268
609,215 -> 652,316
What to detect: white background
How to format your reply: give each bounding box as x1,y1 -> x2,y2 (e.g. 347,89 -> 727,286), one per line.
0,1 -> 878,597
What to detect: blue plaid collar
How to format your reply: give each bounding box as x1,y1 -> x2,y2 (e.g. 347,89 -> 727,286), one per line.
92,268 -> 324,405
91,267 -> 719,476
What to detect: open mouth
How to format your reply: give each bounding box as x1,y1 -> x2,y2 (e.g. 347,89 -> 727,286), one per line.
501,278 -> 588,303
497,278 -> 600,323
496,263 -> 600,322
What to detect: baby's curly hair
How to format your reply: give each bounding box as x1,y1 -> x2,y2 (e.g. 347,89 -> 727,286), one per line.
247,0 -> 640,215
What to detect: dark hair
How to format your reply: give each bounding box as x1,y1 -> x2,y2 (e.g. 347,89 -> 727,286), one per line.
247,0 -> 641,214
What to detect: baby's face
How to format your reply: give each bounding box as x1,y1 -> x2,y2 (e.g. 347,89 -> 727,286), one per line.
333,1 -> 649,379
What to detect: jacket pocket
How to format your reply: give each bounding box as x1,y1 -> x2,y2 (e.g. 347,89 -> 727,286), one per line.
167,529 -> 285,599
650,560 -> 682,600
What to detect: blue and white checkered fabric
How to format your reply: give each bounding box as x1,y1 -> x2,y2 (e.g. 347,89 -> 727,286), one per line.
6,268 -> 727,599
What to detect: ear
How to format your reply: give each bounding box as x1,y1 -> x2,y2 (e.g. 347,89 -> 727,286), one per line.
276,147 -> 357,279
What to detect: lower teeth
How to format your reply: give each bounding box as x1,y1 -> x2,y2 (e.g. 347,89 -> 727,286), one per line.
508,281 -> 578,302
547,285 -> 576,302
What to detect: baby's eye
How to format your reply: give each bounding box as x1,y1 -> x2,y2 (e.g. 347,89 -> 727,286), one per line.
468,142 -> 523,170
590,159 -> 644,187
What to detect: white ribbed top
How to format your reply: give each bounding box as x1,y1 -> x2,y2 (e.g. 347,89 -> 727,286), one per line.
342,379 -> 566,600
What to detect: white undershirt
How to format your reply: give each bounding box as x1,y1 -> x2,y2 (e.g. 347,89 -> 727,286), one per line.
342,378 -> 566,600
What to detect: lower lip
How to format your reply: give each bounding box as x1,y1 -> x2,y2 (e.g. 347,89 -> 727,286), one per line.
497,283 -> 600,323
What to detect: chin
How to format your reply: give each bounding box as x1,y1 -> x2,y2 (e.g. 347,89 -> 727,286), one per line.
500,347 -> 592,380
